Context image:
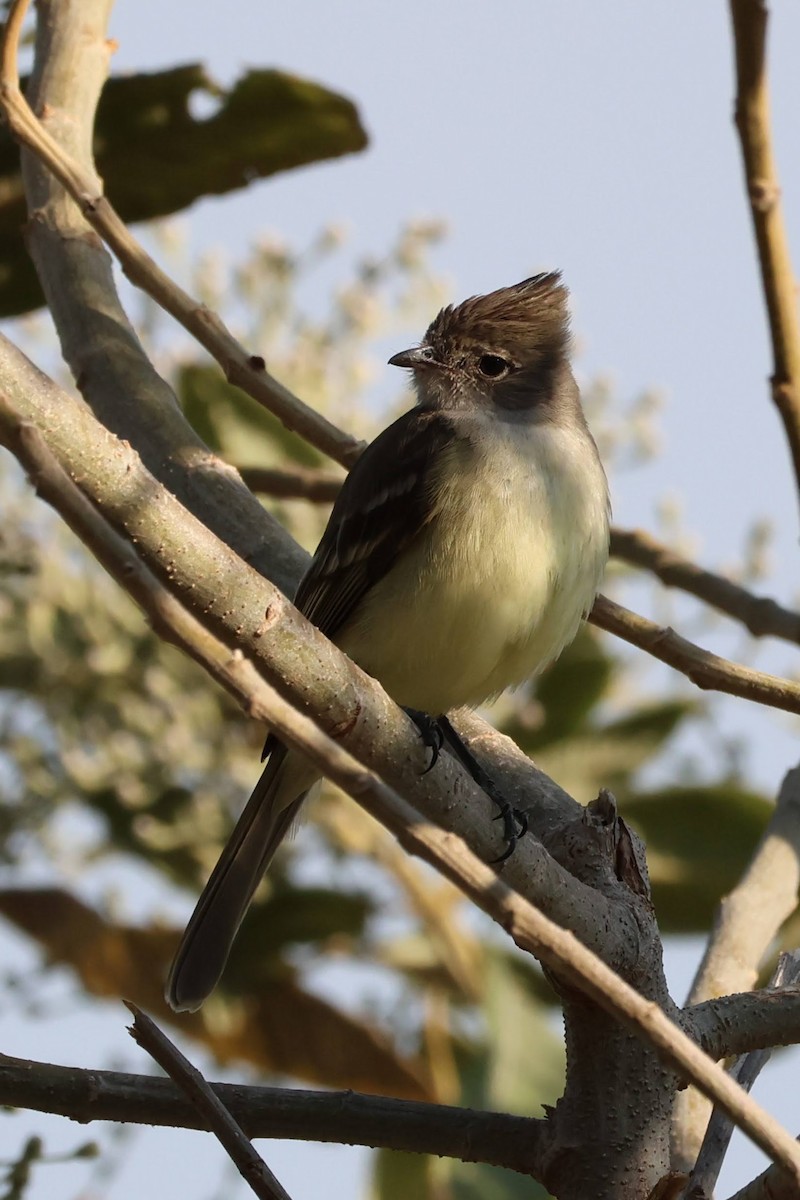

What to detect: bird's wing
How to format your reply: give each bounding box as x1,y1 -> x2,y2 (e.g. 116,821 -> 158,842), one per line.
259,408 -> 460,763
294,407 -> 458,638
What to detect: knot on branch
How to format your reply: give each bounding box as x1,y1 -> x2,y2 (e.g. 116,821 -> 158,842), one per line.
749,177 -> 781,212
545,788 -> 651,907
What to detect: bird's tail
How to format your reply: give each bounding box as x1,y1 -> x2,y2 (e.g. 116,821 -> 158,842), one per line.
165,745 -> 315,1012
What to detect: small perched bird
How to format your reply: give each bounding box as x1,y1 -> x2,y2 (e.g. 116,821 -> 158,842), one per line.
166,273 -> 610,1012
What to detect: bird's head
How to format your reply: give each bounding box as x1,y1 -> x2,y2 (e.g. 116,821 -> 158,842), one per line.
388,273 -> 573,417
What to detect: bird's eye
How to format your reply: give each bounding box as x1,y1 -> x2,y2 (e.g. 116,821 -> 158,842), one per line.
477,354 -> 511,379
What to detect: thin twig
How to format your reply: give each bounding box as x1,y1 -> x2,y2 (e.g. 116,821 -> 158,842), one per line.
0,0 -> 362,469
685,954 -> 800,1199
729,0 -> 800,514
126,1004 -> 291,1200
2,395 -> 799,1183
239,464 -> 344,502
589,594 -> 800,716
610,527 -> 800,646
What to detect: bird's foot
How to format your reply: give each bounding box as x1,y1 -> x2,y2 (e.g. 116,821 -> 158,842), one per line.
404,708 -> 445,773
436,715 -> 528,865
491,800 -> 529,863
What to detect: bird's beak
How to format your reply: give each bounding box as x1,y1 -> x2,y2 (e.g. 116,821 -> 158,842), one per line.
388,346 -> 437,370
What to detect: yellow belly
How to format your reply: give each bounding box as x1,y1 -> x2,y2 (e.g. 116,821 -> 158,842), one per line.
337,420 -> 609,714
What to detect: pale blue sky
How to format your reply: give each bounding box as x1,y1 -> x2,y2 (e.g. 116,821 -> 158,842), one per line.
107,0 -> 800,789
4,2 -> 800,1197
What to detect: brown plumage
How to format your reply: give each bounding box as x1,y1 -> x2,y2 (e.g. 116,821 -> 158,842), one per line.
425,272 -> 569,367
165,274 -> 609,1013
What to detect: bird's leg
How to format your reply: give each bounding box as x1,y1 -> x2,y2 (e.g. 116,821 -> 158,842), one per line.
403,708 -> 445,773
436,715 -> 527,863
403,710 -> 527,862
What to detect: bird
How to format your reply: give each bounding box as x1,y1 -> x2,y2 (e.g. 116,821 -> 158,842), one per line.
166,272 -> 610,1012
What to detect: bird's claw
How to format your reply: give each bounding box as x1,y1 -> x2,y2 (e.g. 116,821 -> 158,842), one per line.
404,711 -> 528,862
491,802 -> 528,864
404,708 -> 444,773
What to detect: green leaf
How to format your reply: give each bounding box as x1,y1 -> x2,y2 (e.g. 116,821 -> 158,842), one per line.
526,628 -> 614,746
178,363 -> 323,466
530,708 -> 689,804
232,884 -> 374,964
453,1163 -> 552,1200
501,629 -> 612,757
602,700 -> 690,747
446,951 -> 560,1199
480,950 -> 565,1116
622,785 -> 771,932
0,65 -> 367,316
372,1150 -> 435,1200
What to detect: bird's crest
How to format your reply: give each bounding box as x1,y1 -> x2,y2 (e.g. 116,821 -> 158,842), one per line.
425,272 -> 569,363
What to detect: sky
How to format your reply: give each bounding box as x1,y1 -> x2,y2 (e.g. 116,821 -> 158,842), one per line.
4,1 -> 800,1197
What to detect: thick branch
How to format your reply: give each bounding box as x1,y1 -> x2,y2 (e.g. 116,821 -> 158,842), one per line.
689,986 -> 800,1062
589,595 -> 800,716
687,764 -> 800,1009
610,527 -> 800,647
730,0 -> 800,512
686,955 -> 800,1200
725,1159 -> 800,1200
4,369 -> 800,1189
672,764 -> 800,1170
0,1052 -> 541,1173
0,342 -> 644,968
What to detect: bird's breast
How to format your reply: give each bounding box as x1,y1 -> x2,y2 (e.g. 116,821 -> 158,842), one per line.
339,418 -> 609,714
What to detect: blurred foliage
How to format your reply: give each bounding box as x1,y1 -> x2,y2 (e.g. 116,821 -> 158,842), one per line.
0,219 -> 775,1200
0,63 -> 367,317
0,1133 -> 99,1200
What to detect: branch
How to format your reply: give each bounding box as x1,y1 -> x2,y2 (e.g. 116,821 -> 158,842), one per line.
685,955 -> 800,1200
610,527 -> 800,646
239,491 -> 800,653
688,763 -> 800,1007
0,0 -> 362,470
239,464 -> 345,503
0,1052 -> 542,1174
672,765 -> 800,1171
725,1157 -> 800,1200
6,0 -> 800,1187
589,594 -> 800,716
0,348 -> 641,967
730,0 -> 800,513
12,0 -> 799,734
127,1004 -> 292,1200
237,472 -> 800,655
689,987 -> 800,1062
4,374 -> 800,1187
